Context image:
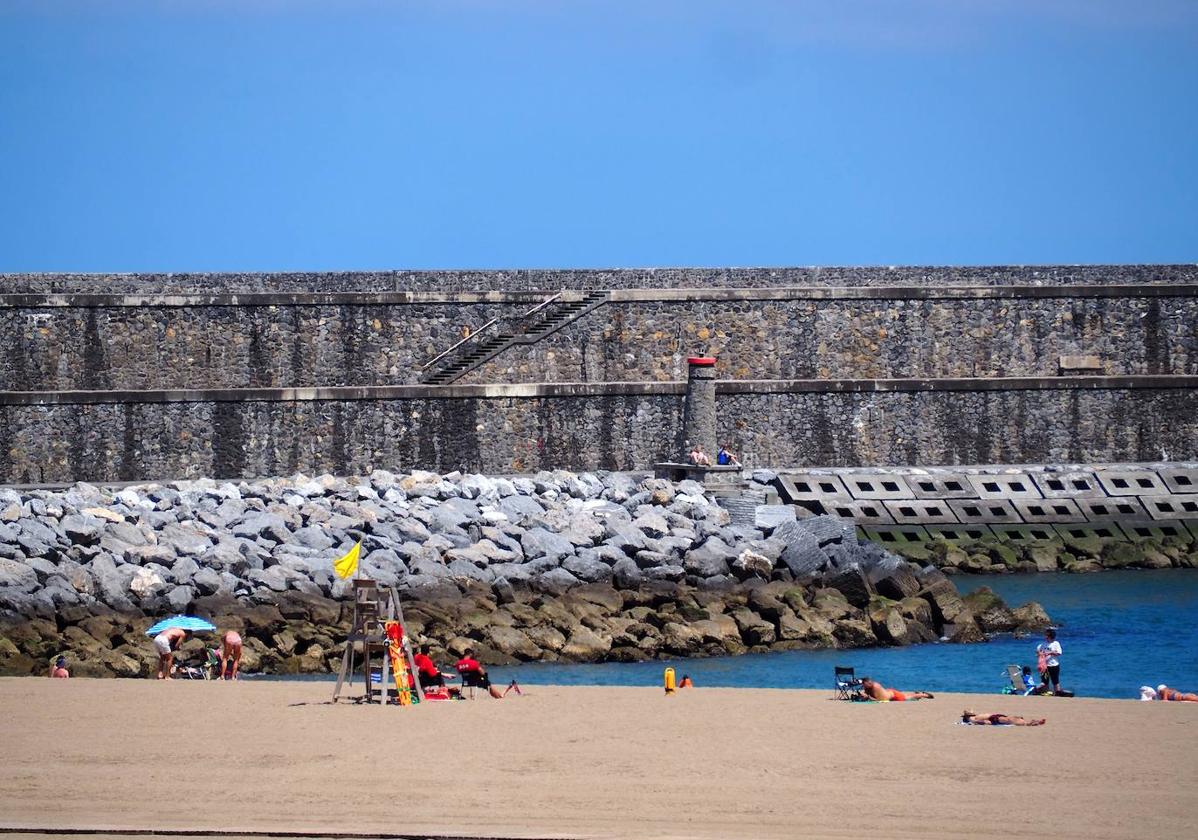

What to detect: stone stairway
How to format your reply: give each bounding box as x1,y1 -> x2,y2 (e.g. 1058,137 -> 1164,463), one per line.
419,290 -> 609,385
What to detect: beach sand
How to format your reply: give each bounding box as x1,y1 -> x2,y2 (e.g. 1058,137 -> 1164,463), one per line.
1,678 -> 1195,839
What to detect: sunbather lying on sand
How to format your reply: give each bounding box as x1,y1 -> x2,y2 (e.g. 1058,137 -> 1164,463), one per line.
962,709 -> 1046,726
1155,685 -> 1198,702
860,677 -> 934,702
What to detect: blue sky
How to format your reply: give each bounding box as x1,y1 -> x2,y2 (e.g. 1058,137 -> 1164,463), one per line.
0,0 -> 1195,272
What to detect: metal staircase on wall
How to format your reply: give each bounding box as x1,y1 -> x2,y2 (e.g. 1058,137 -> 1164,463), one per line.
419,290 -> 610,385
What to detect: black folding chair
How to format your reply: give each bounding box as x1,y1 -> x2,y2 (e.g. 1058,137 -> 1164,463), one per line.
835,666 -> 863,701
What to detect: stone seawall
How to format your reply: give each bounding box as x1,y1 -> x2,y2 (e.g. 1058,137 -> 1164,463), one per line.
0,379 -> 1193,484
463,293 -> 1198,385
3,264 -> 1194,294
0,470 -> 1049,678
3,285 -> 1195,391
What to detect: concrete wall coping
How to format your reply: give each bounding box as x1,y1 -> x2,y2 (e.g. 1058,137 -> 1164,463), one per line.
3,375 -> 1195,406
1,283 -> 1196,308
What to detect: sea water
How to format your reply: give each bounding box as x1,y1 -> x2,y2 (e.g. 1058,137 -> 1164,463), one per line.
486,569 -> 1198,700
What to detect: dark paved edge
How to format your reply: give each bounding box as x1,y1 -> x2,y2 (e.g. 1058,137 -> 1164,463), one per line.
0,376 -> 1195,406
2,283 -> 1196,307
0,829 -> 570,840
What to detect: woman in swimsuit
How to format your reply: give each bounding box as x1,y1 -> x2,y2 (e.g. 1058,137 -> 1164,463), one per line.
860,677 -> 934,702
962,709 -> 1046,726
1156,685 -> 1198,702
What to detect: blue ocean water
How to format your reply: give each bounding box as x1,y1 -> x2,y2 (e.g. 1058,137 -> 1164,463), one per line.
487,569 -> 1198,700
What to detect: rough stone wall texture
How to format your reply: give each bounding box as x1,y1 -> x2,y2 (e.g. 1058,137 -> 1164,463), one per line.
1,264 -> 1194,293
0,303 -> 520,391
463,296 -> 1198,384
4,295 -> 1196,391
1,387 -> 1192,484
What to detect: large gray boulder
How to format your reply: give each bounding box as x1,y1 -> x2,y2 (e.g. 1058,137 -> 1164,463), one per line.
158,524 -> 214,557
60,514 -> 103,546
0,558 -> 37,593
773,520 -> 828,580
534,567 -> 582,595
563,551 -> 614,583
521,528 -> 576,564
498,495 -> 545,523
683,538 -> 734,577
798,514 -> 857,546
867,557 -> 922,600
612,557 -> 643,589
232,513 -> 291,544
823,565 -> 874,608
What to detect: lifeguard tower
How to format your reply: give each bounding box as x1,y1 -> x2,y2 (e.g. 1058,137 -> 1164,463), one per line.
332,578 -> 423,704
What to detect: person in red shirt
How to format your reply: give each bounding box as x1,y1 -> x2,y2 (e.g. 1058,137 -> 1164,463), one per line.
456,649 -> 518,699
413,644 -> 445,689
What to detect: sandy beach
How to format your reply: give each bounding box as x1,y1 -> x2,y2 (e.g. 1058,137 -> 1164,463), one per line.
1,678 -> 1195,839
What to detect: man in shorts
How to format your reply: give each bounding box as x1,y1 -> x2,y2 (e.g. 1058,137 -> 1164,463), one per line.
153,627 -> 188,679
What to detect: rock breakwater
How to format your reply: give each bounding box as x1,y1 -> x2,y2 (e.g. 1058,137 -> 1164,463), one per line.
892,533 -> 1198,574
0,471 -> 1049,677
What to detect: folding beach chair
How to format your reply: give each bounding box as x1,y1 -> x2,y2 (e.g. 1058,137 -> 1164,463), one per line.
204,647 -> 222,680
456,664 -> 479,699
835,666 -> 864,701
1004,665 -> 1034,696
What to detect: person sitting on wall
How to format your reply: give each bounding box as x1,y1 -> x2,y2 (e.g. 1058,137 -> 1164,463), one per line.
716,444 -> 740,466
688,445 -> 711,466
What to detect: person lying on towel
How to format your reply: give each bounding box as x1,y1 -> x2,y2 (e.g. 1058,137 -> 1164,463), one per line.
860,677 -> 934,702
962,709 -> 1046,726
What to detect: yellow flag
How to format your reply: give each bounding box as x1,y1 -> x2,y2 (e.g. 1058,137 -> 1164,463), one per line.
333,541 -> 361,579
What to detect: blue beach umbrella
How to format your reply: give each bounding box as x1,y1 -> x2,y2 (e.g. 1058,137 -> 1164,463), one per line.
144,616 -> 217,637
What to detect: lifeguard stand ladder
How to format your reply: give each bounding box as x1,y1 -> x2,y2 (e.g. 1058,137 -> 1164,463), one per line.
332,578 -> 424,704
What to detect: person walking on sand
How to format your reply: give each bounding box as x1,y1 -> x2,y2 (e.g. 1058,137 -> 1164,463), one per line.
1036,628 -> 1063,695
219,630 -> 243,680
153,627 -> 188,680
49,656 -> 69,678
962,709 -> 1046,726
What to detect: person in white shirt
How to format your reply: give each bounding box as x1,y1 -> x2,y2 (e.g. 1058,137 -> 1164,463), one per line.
1036,628 -> 1063,695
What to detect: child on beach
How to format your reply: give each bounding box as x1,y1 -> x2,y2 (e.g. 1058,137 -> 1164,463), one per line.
49,656 -> 69,678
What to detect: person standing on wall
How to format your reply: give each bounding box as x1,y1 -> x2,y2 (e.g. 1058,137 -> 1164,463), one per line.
1036,628 -> 1063,695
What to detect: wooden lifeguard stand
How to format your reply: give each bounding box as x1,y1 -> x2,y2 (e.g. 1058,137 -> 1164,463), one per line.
332,578 -> 423,704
